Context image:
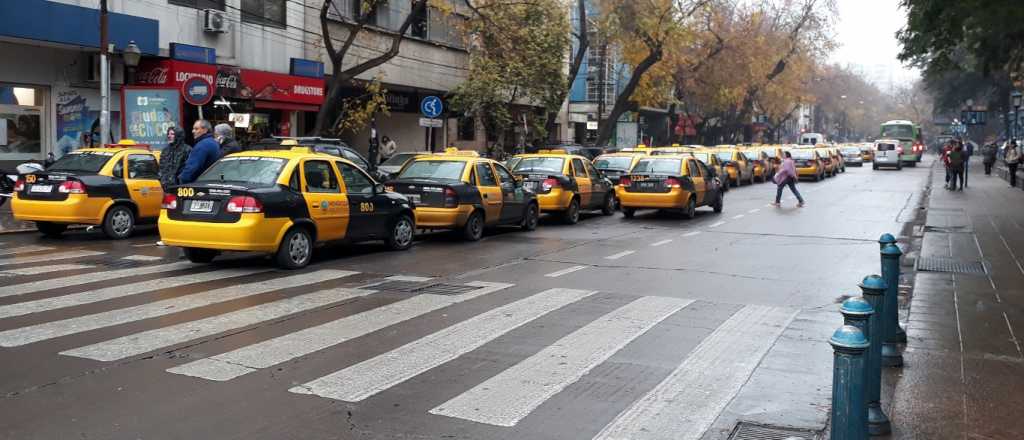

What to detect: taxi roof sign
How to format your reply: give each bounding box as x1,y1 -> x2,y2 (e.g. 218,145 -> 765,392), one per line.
280,139 -> 300,146
440,147 -> 479,157
103,139 -> 150,150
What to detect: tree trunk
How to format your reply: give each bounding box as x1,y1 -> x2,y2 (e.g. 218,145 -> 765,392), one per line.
594,46 -> 663,148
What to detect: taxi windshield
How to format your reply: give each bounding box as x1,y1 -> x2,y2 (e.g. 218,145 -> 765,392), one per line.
47,151 -> 114,173
594,157 -> 633,170
842,147 -> 860,154
513,157 -> 565,174
195,156 -> 286,186
398,160 -> 466,181
632,158 -> 682,174
790,150 -> 815,160
715,152 -> 734,161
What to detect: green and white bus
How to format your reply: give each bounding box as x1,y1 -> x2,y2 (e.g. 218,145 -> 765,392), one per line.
879,120 -> 924,165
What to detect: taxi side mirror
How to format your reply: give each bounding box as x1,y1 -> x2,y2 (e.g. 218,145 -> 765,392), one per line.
373,183 -> 386,194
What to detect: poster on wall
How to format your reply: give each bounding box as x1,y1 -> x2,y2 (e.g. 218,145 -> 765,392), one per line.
55,88 -> 122,157
122,88 -> 181,150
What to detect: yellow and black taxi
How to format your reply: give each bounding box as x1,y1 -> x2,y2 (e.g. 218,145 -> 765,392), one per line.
12,140 -> 162,239
791,148 -> 825,181
860,143 -> 875,162
159,145 -> 416,269
682,150 -> 729,192
385,148 -> 539,241
616,155 -> 724,219
510,151 -> 615,223
712,147 -> 755,187
815,147 -> 838,177
753,146 -> 784,180
593,150 -> 650,186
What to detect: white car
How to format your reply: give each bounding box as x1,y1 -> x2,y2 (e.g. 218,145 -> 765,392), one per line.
873,139 -> 903,170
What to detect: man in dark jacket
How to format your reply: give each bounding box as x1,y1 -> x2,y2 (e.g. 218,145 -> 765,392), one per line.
214,123 -> 242,158
177,120 -> 220,184
158,126 -> 191,190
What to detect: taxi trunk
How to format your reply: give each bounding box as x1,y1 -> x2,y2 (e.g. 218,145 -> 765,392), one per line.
617,174 -> 688,208
13,173 -> 108,224
388,179 -> 472,228
159,183 -> 290,252
515,173 -> 573,211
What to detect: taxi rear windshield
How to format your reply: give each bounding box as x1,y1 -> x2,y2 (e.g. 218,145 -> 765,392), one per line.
790,150 -> 815,160
195,157 -> 286,186
513,157 -> 565,174
399,160 -> 466,181
47,151 -> 114,173
594,157 -> 633,170
715,152 -> 734,161
632,158 -> 682,174
842,147 -> 861,154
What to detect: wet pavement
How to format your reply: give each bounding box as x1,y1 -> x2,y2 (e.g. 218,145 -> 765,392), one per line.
0,160 -> 933,440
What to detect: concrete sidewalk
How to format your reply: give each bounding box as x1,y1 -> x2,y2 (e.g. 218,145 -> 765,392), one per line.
0,203 -> 33,234
885,160 -> 1024,439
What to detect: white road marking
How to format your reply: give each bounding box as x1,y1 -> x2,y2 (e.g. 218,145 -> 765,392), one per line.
0,270 -> 357,347
62,287 -> 376,361
0,268 -> 265,320
0,264 -> 93,276
0,249 -> 104,266
121,255 -> 163,262
592,305 -> 797,440
0,245 -> 54,256
731,214 -> 745,220
747,209 -> 760,214
604,251 -> 636,260
430,296 -> 693,427
681,231 -> 702,238
288,288 -> 597,402
708,221 -> 726,228
650,240 -> 673,247
169,281 -> 513,381
545,266 -> 588,278
0,261 -> 196,298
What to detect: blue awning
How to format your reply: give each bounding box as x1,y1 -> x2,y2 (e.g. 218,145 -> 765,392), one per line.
0,0 -> 159,54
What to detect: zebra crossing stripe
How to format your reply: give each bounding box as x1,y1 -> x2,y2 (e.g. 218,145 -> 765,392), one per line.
167,281 -> 513,382
429,296 -> 694,427
122,255 -> 163,262
0,249 -> 105,266
591,305 -> 797,440
0,270 -> 358,347
0,261 -> 196,298
288,287 -> 597,402
0,264 -> 93,277
0,245 -> 54,256
0,268 -> 266,320
62,286 -> 376,361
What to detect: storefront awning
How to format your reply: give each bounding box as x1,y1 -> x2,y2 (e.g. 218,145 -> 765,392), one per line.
135,59 -> 325,108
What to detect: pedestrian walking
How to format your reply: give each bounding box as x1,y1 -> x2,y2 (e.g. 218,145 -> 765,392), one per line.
982,142 -> 998,175
770,151 -> 805,207
1007,141 -> 1021,188
941,141 -> 954,188
380,135 -> 397,164
948,142 -> 965,191
177,120 -> 220,184
158,126 -> 191,190
213,123 -> 242,158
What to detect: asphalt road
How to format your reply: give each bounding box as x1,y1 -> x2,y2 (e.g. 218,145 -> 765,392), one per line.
0,159 -> 932,440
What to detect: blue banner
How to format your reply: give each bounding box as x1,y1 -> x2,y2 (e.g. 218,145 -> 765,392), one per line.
170,43 -> 216,64
123,88 -> 181,150
290,58 -> 325,79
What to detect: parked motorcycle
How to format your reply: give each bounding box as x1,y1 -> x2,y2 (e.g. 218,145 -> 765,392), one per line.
0,162 -> 46,209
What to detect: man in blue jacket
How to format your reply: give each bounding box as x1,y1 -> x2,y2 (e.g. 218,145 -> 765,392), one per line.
177,120 -> 220,184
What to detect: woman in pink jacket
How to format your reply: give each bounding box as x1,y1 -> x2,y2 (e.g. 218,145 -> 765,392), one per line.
771,151 -> 805,207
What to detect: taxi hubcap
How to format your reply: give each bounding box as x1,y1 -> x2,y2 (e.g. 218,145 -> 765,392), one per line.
395,219 -> 413,246
112,210 -> 132,235
289,233 -> 310,263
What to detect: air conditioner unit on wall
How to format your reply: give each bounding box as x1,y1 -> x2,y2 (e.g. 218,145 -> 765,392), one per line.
204,9 -> 228,33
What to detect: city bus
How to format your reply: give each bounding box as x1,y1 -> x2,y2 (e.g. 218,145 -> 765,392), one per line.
879,120 -> 924,165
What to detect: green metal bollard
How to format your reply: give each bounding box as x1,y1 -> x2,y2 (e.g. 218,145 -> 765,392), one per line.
840,297 -> 874,437
830,325 -> 871,440
859,275 -> 892,435
878,233 -> 907,344
878,233 -> 896,251
881,244 -> 905,367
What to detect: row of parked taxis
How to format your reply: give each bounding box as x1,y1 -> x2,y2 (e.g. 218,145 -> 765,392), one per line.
10,139 -> 847,269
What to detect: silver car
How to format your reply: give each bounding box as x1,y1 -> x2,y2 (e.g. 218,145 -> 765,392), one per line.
873,139 -> 903,170
841,147 -> 863,166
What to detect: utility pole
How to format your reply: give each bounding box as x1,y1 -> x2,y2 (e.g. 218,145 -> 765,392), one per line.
99,0 -> 110,145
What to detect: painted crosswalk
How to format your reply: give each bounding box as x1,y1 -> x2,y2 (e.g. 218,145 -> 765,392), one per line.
0,249 -> 104,266
1,261 -> 197,298
0,263 -> 93,276
0,245 -> 54,256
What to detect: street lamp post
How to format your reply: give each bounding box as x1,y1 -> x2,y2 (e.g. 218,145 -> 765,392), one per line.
1012,91 -> 1022,141
122,41 -> 141,85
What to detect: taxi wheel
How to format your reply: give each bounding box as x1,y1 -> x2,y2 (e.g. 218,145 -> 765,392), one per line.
276,227 -> 313,269
521,202 -> 540,231
713,192 -> 724,213
600,193 -> 615,216
102,205 -> 135,239
562,198 -> 581,224
36,222 -> 67,237
622,207 -> 636,218
386,215 -> 415,251
463,211 -> 485,241
684,197 -> 697,220
183,248 -> 219,264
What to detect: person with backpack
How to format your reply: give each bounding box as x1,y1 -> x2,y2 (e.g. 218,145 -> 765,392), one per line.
947,141 -> 965,191
1006,141 -> 1021,188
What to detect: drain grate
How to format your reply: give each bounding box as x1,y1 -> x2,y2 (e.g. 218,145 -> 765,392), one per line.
370,281 -> 479,296
371,280 -> 432,292
916,257 -> 987,274
729,422 -> 820,440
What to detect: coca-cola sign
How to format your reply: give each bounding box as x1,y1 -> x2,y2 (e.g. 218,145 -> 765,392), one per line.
136,67 -> 169,85
216,65 -> 241,97
135,59 -> 216,88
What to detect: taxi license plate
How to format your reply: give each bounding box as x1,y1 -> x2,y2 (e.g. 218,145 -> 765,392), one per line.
30,185 -> 52,193
639,182 -> 656,189
189,200 -> 214,213
407,194 -> 421,204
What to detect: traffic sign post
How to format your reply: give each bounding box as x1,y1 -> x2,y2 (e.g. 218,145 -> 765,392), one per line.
420,96 -> 443,152
182,76 -> 214,120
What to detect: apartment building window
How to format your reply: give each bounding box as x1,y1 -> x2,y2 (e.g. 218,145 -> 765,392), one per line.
410,6 -> 428,39
242,0 -> 286,27
169,0 -> 225,10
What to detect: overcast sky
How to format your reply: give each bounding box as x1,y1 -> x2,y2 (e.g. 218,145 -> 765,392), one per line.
830,0 -> 919,87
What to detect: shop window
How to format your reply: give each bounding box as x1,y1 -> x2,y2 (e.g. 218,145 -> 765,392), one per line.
169,0 -> 225,10
0,84 -> 44,160
411,6 -> 428,39
458,117 -> 475,141
242,0 -> 286,27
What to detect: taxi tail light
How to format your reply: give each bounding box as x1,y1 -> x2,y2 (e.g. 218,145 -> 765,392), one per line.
618,176 -> 632,187
58,180 -> 86,194
443,187 -> 459,208
226,196 -> 263,213
665,177 -> 682,188
13,178 -> 24,192
161,193 -> 178,210
541,177 -> 560,192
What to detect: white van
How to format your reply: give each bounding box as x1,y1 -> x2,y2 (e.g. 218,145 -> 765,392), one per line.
799,133 -> 827,145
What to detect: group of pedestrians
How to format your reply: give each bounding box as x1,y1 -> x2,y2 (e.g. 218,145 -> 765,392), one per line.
941,139 -> 970,191
159,120 -> 243,191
